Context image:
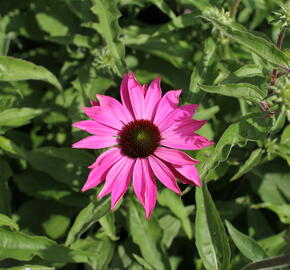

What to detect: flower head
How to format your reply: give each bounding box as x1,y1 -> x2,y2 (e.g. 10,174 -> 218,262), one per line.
72,72 -> 213,218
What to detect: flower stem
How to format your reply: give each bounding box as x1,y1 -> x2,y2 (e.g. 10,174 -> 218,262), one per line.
230,0 -> 241,19
271,29 -> 286,87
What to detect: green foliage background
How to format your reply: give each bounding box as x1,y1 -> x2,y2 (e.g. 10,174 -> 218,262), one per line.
0,0 -> 289,269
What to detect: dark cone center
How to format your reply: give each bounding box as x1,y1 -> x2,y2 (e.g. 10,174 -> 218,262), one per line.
118,119 -> 161,159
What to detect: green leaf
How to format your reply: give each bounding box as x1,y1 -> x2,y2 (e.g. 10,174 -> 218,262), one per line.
257,172 -> 290,204
259,231 -> 287,256
233,64 -> 263,78
0,213 -> 19,231
65,197 -> 111,246
195,185 -> 231,270
158,189 -> 192,239
99,212 -> 119,241
124,33 -> 192,69
281,125 -> 290,145
0,158 -> 11,215
225,220 -> 269,262
0,227 -> 96,263
247,209 -> 273,240
199,83 -> 266,103
91,0 -> 126,75
13,172 -> 87,208
0,56 -> 62,90
201,113 -> 272,181
132,253 -> 157,270
159,215 -> 181,249
1,265 -> 55,270
254,203 -> 290,224
128,197 -> 170,270
0,108 -> 42,128
26,147 -> 93,188
42,214 -> 70,240
0,136 -> 25,157
71,236 -> 115,270
200,15 -> 289,68
231,148 -> 263,181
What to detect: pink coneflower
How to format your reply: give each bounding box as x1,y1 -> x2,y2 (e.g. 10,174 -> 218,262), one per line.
72,72 -> 213,218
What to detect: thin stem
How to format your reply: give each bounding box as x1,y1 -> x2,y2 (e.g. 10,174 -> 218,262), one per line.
230,0 -> 241,19
271,30 -> 286,87
277,30 -> 285,49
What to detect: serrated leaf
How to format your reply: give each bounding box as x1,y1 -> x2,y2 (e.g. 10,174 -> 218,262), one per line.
200,15 -> 289,68
65,197 -> 111,246
199,83 -> 266,103
158,189 -> 192,239
226,220 -> 269,261
195,185 -> 231,270
91,0 -> 126,75
128,197 -> 170,270
0,213 -> 19,231
0,56 -> 62,90
0,108 -> 42,128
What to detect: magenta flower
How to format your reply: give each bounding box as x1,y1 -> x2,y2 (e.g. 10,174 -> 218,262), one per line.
72,72 -> 213,218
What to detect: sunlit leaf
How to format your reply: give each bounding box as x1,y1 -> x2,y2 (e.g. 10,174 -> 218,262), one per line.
0,56 -> 62,90
226,220 -> 269,261
128,197 -> 170,270
195,185 -> 231,270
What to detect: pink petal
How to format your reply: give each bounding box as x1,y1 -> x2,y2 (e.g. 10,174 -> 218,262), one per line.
127,72 -> 145,119
72,120 -> 119,136
154,147 -> 199,165
110,158 -> 135,209
72,135 -> 117,149
98,157 -> 134,207
82,106 -> 123,130
133,159 -> 157,219
88,147 -> 123,168
82,148 -> 123,191
120,72 -> 145,119
120,73 -> 133,116
133,159 -> 146,206
153,90 -> 182,126
161,133 -> 214,150
96,94 -> 133,124
148,155 -> 181,194
143,77 -> 162,120
158,104 -> 199,132
173,164 -> 201,186
161,119 -> 207,137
